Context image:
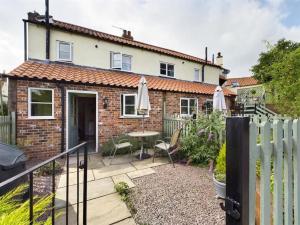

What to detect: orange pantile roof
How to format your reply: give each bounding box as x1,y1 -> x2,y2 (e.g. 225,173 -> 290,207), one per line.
224,76 -> 259,87
26,13 -> 223,69
8,61 -> 235,96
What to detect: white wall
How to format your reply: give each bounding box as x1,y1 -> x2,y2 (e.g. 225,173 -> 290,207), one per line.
28,23 -> 222,85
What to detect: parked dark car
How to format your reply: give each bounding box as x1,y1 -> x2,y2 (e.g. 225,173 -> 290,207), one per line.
0,142 -> 27,195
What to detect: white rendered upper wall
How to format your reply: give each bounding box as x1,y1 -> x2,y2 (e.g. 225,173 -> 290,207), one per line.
27,23 -> 222,85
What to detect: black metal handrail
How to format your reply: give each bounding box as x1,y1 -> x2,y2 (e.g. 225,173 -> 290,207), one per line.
0,141 -> 88,225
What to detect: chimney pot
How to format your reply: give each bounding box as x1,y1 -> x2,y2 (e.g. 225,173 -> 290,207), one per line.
122,30 -> 127,38
122,30 -> 133,40
216,52 -> 223,67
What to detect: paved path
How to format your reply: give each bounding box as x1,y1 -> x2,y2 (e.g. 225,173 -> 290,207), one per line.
55,154 -> 168,225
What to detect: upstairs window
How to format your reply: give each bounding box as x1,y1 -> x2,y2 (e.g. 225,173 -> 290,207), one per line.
180,98 -> 198,116
120,94 -> 149,117
160,62 -> 174,77
57,41 -> 73,61
28,88 -> 54,119
194,69 -> 200,81
111,52 -> 132,71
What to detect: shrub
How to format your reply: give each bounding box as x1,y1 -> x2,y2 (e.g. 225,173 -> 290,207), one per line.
115,182 -> 129,196
181,112 -> 225,164
214,143 -> 226,183
114,182 -> 136,214
0,185 -> 61,225
35,161 -> 62,176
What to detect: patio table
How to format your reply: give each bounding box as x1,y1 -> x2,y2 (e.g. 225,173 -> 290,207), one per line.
128,131 -> 160,160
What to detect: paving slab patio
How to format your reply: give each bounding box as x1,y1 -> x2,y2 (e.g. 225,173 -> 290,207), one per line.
56,154 -> 169,224
56,193 -> 131,225
131,157 -> 169,170
114,218 -> 137,225
127,168 -> 156,179
58,170 -> 95,188
93,163 -> 137,180
112,174 -> 135,188
56,177 -> 115,207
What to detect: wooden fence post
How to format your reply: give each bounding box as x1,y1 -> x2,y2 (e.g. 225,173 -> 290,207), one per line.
284,120 -> 293,225
260,121 -> 272,225
11,111 -> 16,145
225,117 -> 250,225
273,120 -> 283,225
293,119 -> 300,225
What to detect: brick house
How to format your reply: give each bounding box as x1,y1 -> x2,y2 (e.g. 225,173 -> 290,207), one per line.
6,12 -> 235,160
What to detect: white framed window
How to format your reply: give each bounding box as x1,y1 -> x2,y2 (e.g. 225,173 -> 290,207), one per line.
28,88 -> 54,119
160,62 -> 174,77
120,94 -> 149,117
194,69 -> 200,81
57,41 -> 73,62
204,99 -> 213,114
110,52 -> 132,71
180,98 -> 198,116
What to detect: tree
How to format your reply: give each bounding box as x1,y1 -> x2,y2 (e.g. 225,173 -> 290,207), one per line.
252,39 -> 300,116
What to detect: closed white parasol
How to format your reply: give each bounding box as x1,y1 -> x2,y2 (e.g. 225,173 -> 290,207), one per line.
136,76 -> 151,132
213,86 -> 227,112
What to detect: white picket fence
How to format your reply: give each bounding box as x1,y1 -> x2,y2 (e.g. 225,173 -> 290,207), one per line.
249,119 -> 300,225
163,116 -> 191,138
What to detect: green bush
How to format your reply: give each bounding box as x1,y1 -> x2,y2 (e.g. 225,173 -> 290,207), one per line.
114,181 -> 130,196
0,185 -> 61,225
214,143 -> 226,183
181,112 -> 225,164
35,161 -> 62,176
114,182 -> 136,214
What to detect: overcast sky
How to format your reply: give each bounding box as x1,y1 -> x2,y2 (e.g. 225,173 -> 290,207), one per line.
0,0 -> 300,77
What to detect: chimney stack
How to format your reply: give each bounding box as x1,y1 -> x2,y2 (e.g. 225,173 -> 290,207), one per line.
216,52 -> 223,67
122,30 -> 133,40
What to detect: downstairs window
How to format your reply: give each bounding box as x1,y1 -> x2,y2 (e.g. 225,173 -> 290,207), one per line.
28,88 -> 54,119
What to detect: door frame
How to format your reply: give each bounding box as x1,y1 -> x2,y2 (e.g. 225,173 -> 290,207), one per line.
66,90 -> 99,153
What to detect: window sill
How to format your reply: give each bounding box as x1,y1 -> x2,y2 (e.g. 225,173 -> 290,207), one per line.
120,115 -> 150,119
158,75 -> 176,79
28,116 -> 55,120
56,59 -> 73,63
111,68 -> 132,72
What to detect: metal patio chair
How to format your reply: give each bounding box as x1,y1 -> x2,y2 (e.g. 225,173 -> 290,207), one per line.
153,128 -> 182,168
109,133 -> 133,165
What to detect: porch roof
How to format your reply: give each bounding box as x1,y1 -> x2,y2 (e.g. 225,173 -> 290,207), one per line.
8,60 -> 236,96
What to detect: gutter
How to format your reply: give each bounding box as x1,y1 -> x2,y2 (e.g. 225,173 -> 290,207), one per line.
45,0 -> 50,61
202,47 -> 207,82
23,20 -> 27,61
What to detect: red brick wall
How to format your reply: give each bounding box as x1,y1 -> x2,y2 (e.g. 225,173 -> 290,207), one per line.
165,92 -> 214,116
15,79 -> 234,160
16,80 -> 62,160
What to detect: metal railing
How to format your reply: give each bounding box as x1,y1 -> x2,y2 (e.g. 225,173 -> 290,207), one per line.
0,142 -> 88,225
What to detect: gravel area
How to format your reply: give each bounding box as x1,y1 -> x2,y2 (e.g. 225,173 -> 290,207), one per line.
130,164 -> 225,225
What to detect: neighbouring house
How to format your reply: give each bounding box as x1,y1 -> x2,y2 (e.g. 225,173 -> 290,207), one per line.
223,76 -> 264,104
6,12 -> 235,160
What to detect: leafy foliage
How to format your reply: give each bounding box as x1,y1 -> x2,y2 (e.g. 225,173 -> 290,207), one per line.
114,182 -> 136,214
115,182 -> 130,197
181,112 -> 225,164
0,185 -> 61,225
214,143 -> 226,183
252,39 -> 300,116
35,161 -> 63,176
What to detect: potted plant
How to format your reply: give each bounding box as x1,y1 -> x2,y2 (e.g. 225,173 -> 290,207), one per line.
213,143 -> 226,198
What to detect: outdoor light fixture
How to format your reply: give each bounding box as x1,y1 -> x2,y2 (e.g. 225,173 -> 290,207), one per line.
103,97 -> 109,109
